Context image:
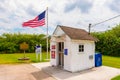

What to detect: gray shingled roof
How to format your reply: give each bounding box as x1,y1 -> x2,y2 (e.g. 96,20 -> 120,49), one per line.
59,25 -> 98,41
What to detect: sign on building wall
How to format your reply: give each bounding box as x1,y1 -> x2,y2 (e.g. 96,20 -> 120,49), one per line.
64,49 -> 68,55
51,45 -> 56,59
52,45 -> 55,49
51,51 -> 55,59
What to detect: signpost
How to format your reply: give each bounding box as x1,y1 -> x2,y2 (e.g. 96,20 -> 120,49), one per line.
19,42 -> 29,60
35,44 -> 42,61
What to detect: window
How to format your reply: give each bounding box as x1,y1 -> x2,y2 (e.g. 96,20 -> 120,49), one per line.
79,44 -> 84,52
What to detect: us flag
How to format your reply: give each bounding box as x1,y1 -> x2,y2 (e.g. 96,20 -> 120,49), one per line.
22,11 -> 46,28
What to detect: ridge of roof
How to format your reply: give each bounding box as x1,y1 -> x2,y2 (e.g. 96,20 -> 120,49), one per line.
58,25 -> 98,41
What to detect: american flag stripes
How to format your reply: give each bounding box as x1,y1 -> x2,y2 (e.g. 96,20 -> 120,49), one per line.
22,11 -> 46,28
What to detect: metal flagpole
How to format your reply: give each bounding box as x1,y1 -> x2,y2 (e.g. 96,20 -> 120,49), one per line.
40,44 -> 42,61
46,7 -> 49,60
36,44 -> 38,61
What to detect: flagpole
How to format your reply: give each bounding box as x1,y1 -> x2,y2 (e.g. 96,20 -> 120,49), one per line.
46,7 -> 49,60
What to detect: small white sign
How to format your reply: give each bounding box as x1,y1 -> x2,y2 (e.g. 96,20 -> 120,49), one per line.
35,44 -> 42,61
36,47 -> 41,54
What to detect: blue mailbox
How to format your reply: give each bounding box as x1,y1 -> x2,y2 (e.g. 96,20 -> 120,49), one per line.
64,49 -> 68,55
95,53 -> 102,67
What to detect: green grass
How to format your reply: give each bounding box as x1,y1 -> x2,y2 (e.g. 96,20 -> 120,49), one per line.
0,54 -> 120,67
0,53 -> 50,64
102,56 -> 120,80
0,54 -> 120,79
111,75 -> 120,80
102,55 -> 120,68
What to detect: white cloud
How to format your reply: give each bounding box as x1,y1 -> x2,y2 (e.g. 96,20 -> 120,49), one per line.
107,0 -> 120,13
64,0 -> 93,13
0,0 -> 120,35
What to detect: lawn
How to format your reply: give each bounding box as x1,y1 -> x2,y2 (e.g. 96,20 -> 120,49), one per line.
102,56 -> 120,80
0,54 -> 120,67
102,55 -> 120,68
111,75 -> 120,80
0,54 -> 119,80
0,52 -> 50,64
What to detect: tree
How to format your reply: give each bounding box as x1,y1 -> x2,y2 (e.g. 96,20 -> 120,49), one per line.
0,33 -> 48,53
92,24 -> 120,56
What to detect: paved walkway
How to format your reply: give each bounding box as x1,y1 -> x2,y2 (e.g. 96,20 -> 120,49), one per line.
0,63 -> 120,80
0,64 -> 55,80
32,62 -> 120,80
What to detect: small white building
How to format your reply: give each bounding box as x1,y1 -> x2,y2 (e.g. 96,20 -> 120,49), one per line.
50,25 -> 98,72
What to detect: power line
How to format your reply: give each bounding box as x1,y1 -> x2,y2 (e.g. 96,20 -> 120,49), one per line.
91,14 -> 120,27
88,14 -> 120,34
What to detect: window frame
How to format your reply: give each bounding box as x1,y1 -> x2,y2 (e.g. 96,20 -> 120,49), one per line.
78,44 -> 84,53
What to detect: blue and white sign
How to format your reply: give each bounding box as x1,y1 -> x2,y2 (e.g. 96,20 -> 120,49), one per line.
35,46 -> 41,54
36,45 -> 41,49
35,44 -> 42,61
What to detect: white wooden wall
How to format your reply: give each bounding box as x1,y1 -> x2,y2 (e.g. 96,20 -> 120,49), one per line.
50,27 -> 95,72
70,40 -> 95,72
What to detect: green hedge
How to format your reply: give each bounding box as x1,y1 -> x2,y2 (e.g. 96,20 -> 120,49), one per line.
92,24 -> 120,56
0,33 -> 50,53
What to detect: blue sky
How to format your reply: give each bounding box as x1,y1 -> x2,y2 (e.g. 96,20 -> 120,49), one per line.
0,0 -> 120,35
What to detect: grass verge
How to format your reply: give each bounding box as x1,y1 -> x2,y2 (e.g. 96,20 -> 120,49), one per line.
111,75 -> 120,80
0,54 -> 120,68
0,53 -> 50,64
102,55 -> 120,68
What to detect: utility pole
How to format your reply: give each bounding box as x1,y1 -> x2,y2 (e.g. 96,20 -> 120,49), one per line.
88,23 -> 91,34
88,14 -> 120,33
